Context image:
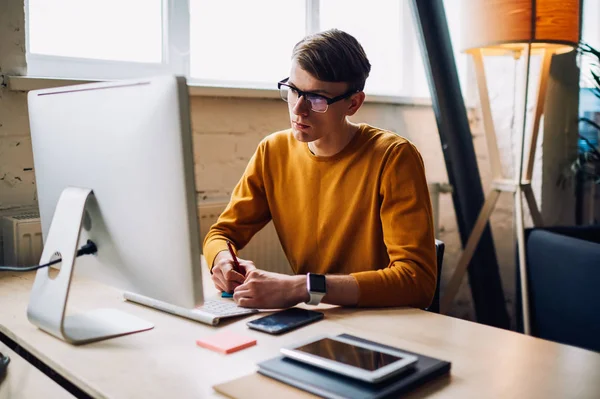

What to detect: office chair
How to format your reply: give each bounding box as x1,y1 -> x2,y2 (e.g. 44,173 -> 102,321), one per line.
516,226 -> 600,352
426,239 -> 445,313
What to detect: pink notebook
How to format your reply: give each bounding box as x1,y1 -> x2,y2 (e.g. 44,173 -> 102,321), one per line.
196,331 -> 257,354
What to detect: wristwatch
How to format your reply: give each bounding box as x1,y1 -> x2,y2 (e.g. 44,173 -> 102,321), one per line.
305,273 -> 327,305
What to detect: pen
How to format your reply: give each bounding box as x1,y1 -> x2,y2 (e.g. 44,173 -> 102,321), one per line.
226,240 -> 242,275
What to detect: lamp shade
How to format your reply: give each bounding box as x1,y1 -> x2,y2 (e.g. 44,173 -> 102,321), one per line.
460,0 -> 580,54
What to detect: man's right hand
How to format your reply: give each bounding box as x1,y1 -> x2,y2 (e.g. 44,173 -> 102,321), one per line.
210,250 -> 257,293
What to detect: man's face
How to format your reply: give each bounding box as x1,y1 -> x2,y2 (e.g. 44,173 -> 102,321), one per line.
286,61 -> 355,143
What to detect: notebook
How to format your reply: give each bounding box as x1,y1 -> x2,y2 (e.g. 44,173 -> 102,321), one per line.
213,373 -> 319,399
256,334 -> 451,399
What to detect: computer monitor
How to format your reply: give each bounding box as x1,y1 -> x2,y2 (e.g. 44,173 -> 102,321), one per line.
27,76 -> 203,344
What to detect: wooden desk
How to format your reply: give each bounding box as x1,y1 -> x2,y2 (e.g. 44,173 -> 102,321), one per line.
0,271 -> 599,399
0,340 -> 74,398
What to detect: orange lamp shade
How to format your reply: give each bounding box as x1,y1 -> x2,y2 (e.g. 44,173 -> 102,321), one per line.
460,0 -> 580,54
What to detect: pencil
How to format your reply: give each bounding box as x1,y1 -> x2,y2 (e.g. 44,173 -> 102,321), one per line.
226,240 -> 242,274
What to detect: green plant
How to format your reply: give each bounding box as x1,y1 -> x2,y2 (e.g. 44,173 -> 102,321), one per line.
556,43 -> 600,191
573,43 -> 600,183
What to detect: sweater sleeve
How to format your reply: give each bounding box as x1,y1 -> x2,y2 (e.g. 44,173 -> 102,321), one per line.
202,141 -> 272,270
350,142 -> 437,308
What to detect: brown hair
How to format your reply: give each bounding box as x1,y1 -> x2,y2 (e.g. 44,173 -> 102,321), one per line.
292,29 -> 371,92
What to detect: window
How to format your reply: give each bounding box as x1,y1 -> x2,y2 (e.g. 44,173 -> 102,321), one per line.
26,0 -> 467,99
580,0 -> 600,89
189,0 -> 305,86
26,0 -> 184,79
29,0 -> 163,63
319,0 -> 403,95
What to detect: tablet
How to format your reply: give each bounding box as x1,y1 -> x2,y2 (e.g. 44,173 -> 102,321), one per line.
280,335 -> 418,383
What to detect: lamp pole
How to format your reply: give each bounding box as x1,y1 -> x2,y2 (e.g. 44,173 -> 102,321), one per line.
436,0 -> 579,334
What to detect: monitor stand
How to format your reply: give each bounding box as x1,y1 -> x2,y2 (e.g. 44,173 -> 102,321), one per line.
26,187 -> 154,345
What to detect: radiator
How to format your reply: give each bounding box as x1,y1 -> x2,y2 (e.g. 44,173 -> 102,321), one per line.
0,210 -> 43,267
198,202 -> 292,275
0,203 -> 292,273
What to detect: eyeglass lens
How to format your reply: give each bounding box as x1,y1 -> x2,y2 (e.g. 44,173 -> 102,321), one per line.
279,85 -> 328,112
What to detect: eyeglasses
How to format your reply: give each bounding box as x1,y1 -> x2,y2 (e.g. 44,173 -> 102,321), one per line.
277,78 -> 359,113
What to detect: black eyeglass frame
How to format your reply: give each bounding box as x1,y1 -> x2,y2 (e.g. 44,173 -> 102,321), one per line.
277,77 -> 360,112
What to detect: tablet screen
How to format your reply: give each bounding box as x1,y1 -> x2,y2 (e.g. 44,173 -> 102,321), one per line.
294,338 -> 403,371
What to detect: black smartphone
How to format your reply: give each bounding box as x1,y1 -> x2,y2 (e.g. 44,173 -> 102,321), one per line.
247,308 -> 324,335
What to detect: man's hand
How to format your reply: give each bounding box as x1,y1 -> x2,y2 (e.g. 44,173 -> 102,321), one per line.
211,251 -> 257,293
233,270 -> 308,309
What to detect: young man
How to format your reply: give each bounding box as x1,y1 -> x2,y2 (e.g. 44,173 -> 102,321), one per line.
203,29 -> 436,309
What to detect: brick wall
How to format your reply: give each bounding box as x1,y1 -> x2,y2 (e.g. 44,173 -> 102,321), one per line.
0,0 -> 34,210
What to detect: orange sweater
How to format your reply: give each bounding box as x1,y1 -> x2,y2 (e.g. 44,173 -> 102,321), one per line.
203,124 -> 436,308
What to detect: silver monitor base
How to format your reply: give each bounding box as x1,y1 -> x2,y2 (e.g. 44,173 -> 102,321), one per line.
27,187 -> 154,345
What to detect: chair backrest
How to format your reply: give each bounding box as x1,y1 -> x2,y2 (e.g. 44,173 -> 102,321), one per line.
427,239 -> 445,313
522,228 -> 600,352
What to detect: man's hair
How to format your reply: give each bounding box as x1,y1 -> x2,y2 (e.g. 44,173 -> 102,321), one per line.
292,29 -> 371,92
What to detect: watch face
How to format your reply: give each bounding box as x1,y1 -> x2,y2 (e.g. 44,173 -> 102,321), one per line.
309,273 -> 327,293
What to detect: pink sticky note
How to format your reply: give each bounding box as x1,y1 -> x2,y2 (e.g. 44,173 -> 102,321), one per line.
196,331 -> 257,354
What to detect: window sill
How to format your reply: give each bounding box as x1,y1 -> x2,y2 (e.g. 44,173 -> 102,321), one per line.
7,76 -> 433,107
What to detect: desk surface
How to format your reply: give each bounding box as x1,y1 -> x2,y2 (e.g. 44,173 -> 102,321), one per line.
0,271 -> 599,399
0,340 -> 74,399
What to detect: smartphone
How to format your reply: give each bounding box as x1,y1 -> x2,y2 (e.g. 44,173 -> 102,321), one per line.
247,308 -> 324,335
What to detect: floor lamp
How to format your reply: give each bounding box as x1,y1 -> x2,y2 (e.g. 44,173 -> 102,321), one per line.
440,0 -> 580,335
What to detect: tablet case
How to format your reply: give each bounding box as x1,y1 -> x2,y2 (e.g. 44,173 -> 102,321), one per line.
257,334 -> 451,399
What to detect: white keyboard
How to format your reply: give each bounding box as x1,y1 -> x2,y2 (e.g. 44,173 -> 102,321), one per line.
124,292 -> 258,326
196,299 -> 257,318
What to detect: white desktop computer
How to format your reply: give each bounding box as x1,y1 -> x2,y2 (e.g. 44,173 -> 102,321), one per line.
27,76 -> 254,345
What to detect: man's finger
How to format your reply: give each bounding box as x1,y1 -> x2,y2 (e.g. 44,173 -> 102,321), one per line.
214,272 -> 240,293
236,297 -> 257,308
225,269 -> 246,285
211,273 -> 226,292
216,262 -> 233,276
233,285 -> 251,296
238,262 -> 257,275
224,280 -> 242,293
233,288 -> 254,306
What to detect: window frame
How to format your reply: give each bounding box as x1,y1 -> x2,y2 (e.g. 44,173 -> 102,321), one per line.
25,0 -> 190,80
23,0 -> 466,101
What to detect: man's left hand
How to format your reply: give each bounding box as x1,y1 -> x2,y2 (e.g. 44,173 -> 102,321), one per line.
233,269 -> 308,309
